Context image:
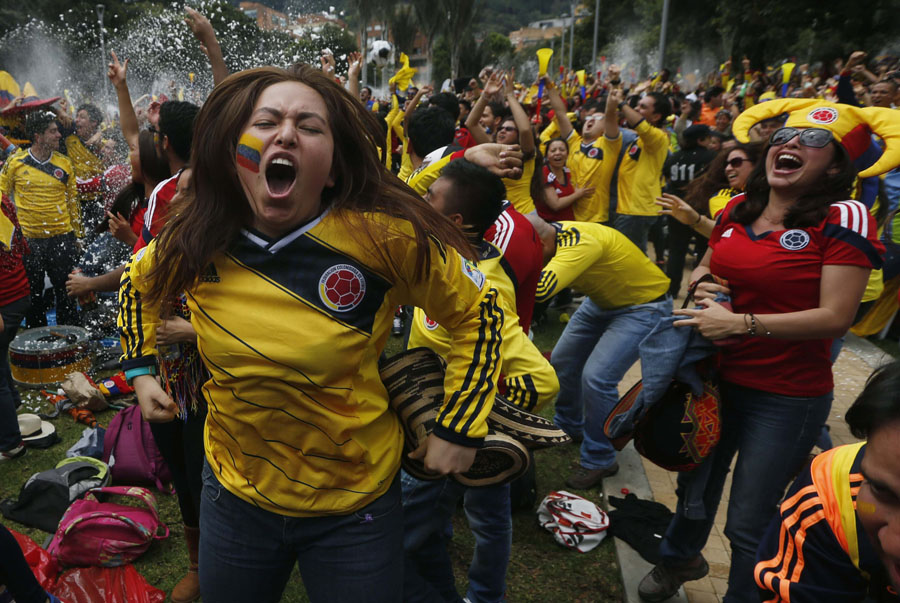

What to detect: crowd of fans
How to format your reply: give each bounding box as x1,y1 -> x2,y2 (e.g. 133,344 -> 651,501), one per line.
1,7 -> 900,602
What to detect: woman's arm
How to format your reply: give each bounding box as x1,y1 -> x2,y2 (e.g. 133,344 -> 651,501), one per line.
504,70 -> 534,158
465,71 -> 503,145
107,52 -> 140,174
185,8 -> 228,87
656,193 -> 715,237
543,183 -> 593,211
545,77 -> 573,141
674,264 -> 870,340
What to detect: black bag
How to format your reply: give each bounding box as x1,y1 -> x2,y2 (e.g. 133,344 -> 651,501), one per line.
0,462 -> 108,532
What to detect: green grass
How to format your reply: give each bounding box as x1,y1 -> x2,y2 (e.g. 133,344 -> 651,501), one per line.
1,307 -> 623,601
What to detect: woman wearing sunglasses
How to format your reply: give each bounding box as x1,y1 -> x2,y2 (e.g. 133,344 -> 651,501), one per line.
638,100 -> 899,602
656,142 -> 764,239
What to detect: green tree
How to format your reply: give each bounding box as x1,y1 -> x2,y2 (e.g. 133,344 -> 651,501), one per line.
389,4 -> 418,56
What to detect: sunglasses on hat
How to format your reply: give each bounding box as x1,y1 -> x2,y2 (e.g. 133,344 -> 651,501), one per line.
769,127 -> 834,148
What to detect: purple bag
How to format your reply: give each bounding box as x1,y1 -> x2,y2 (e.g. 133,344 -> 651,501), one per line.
102,406 -> 172,492
48,486 -> 169,567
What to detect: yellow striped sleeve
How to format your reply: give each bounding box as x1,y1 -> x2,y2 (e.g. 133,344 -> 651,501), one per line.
117,243 -> 162,377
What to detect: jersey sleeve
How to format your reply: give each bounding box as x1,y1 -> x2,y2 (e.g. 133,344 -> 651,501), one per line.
496,293 -> 559,412
117,242 -> 163,381
535,228 -> 602,303
822,201 -> 884,269
406,148 -> 466,196
0,152 -> 16,197
633,119 -> 669,154
390,234 -> 503,447
754,464 -> 869,602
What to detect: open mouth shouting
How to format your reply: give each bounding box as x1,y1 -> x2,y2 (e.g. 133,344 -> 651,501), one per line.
266,155 -> 297,198
772,151 -> 803,175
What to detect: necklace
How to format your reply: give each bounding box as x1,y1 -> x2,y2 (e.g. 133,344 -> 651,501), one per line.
762,207 -> 784,225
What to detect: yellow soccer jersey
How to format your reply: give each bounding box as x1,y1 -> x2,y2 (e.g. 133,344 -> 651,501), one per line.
565,131 -> 623,223
615,120 -> 670,216
504,155 -> 536,215
0,148 -> 81,238
406,146 -> 464,194
709,187 -> 739,218
536,221 -> 670,309
409,240 -> 559,412
119,209 -> 503,517
64,134 -> 104,183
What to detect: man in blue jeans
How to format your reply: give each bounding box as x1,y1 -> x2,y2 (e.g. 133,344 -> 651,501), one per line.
530,215 -> 672,489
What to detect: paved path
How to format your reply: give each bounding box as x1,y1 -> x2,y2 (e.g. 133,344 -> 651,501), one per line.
609,332 -> 893,602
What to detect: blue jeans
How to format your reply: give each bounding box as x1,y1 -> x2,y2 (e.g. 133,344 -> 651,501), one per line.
658,382 -> 832,603
552,296 -> 672,470
0,295 -> 29,452
401,471 -> 511,603
199,460 -> 403,603
614,214 -> 657,255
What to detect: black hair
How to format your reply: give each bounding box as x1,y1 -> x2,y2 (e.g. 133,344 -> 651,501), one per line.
684,142 -> 764,215
458,99 -> 472,112
732,141 -> 856,228
77,103 -> 103,127
543,136 -> 568,158
704,86 -> 725,103
485,101 -> 509,123
646,92 -> 672,126
438,160 -> 506,241
846,361 -> 900,439
428,92 -> 461,121
407,106 -> 455,158
582,98 -> 602,114
158,100 -> 200,163
97,130 -> 171,234
25,111 -> 57,139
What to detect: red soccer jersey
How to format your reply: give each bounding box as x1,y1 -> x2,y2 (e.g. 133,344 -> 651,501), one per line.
454,126 -> 477,150
484,202 -> 543,332
708,194 -> 884,397
0,195 -> 29,306
537,165 -> 576,222
133,170 -> 181,252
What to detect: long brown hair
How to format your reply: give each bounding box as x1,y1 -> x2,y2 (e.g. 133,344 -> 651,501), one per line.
732,142 -> 856,228
684,142 -> 764,215
142,65 -> 473,305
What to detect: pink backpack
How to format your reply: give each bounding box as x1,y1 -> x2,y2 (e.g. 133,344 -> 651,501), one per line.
102,405 -> 173,492
48,486 -> 169,567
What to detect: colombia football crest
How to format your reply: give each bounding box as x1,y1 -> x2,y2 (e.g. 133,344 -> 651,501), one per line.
319,264 -> 366,312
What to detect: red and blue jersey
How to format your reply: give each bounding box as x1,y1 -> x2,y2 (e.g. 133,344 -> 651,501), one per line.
709,194 -> 884,396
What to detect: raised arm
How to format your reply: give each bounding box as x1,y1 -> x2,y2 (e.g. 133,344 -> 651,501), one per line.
465,71 -> 503,144
107,51 -> 139,165
185,7 -> 228,87
504,69 -> 534,157
346,51 -> 362,101
545,76 -> 573,140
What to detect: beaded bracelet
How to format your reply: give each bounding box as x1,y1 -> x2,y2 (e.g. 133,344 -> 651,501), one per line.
744,313 -> 771,337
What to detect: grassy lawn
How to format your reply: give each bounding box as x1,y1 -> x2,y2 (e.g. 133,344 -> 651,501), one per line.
0,306 -> 623,601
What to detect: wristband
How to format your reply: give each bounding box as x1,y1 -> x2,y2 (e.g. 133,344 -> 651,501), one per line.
617,101 -> 626,111
124,365 -> 157,383
692,213 -> 703,226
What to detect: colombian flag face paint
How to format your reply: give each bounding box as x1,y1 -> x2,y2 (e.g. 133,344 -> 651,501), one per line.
236,133 -> 263,173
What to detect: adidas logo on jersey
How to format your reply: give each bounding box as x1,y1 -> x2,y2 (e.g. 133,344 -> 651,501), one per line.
200,263 -> 220,283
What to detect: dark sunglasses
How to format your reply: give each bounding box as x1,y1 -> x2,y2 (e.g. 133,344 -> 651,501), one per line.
769,127 -> 834,148
725,157 -> 748,168
497,125 -> 518,133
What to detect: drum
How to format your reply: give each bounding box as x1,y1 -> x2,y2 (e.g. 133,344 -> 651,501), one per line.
9,326 -> 92,388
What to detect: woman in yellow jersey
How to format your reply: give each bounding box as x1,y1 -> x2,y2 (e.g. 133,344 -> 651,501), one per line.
466,70 -> 538,214
119,65 -> 505,602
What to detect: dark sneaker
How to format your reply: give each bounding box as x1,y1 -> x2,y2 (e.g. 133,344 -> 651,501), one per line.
0,443 -> 26,461
638,556 -> 709,602
565,462 -> 619,489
